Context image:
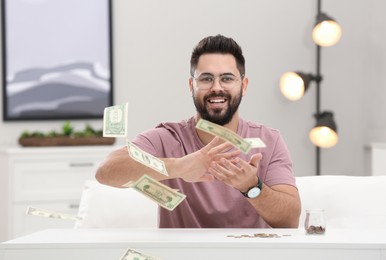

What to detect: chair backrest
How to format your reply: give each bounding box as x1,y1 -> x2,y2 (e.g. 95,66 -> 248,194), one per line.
296,175 -> 386,229
75,176 -> 386,229
74,180 -> 158,229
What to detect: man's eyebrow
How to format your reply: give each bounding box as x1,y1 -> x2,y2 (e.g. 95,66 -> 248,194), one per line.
199,72 -> 236,76
219,72 -> 236,76
199,72 -> 214,76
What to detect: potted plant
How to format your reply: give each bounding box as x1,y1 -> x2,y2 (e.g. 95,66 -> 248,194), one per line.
18,121 -> 115,147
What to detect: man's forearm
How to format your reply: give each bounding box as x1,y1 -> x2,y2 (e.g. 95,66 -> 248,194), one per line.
96,138 -> 238,188
249,183 -> 301,228
95,147 -> 176,188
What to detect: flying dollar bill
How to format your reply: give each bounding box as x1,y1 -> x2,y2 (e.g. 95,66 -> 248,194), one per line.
26,206 -> 81,221
132,175 -> 186,211
103,102 -> 129,137
195,119 -> 252,153
121,180 -> 135,188
244,137 -> 266,148
120,248 -> 161,260
127,141 -> 169,176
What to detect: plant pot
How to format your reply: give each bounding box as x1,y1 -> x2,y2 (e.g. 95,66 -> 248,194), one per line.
18,136 -> 116,147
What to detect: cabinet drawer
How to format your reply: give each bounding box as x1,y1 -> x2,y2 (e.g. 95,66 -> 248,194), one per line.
13,201 -> 80,239
13,159 -> 99,202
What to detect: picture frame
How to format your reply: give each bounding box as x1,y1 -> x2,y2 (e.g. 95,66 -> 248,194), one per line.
1,0 -> 113,121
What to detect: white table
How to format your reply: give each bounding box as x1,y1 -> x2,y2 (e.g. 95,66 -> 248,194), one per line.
0,228 -> 385,260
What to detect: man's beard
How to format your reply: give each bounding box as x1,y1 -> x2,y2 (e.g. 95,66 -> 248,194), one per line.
193,89 -> 243,126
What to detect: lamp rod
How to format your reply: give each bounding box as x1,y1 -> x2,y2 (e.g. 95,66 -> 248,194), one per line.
315,0 -> 322,176
317,0 -> 321,15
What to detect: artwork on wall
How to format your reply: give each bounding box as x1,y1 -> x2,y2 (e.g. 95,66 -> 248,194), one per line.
1,0 -> 113,121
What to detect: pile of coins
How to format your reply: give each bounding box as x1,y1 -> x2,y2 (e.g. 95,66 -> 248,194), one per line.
306,225 -> 326,234
227,233 -> 291,238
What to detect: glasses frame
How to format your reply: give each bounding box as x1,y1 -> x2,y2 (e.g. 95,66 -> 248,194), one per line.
191,73 -> 244,91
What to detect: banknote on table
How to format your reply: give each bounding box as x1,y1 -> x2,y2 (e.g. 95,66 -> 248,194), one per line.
132,174 -> 186,211
26,206 -> 81,221
195,119 -> 252,153
127,141 -> 168,176
244,137 -> 266,148
103,102 -> 128,137
119,248 -> 161,260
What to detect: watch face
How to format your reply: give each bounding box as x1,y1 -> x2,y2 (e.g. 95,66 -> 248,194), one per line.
247,187 -> 261,198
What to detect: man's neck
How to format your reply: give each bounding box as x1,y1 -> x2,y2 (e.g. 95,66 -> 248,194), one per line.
194,113 -> 239,145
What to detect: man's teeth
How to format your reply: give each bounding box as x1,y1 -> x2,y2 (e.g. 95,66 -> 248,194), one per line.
209,99 -> 225,103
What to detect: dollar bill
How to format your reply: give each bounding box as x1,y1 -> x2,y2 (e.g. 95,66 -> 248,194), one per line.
121,180 -> 180,193
121,180 -> 135,188
195,119 -> 252,154
103,102 -> 129,137
127,141 -> 168,176
120,248 -> 161,260
132,175 -> 186,211
244,137 -> 266,148
26,206 -> 81,221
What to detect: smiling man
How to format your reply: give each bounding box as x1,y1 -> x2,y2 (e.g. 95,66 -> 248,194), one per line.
96,35 -> 301,228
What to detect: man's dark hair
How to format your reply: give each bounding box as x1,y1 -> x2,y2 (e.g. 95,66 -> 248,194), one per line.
190,34 -> 245,77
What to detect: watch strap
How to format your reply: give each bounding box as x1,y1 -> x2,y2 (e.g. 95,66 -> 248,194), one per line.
241,177 -> 262,198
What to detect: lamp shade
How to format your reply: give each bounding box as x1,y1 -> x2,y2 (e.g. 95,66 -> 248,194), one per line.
312,13 -> 342,47
279,72 -> 312,101
309,111 -> 338,148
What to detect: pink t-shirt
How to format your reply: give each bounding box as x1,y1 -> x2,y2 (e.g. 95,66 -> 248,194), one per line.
132,116 -> 295,228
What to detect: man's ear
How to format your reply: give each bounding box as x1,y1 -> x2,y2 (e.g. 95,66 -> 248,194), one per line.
242,77 -> 248,96
189,77 -> 194,93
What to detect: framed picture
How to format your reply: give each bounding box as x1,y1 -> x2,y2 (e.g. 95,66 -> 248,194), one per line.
1,0 -> 113,121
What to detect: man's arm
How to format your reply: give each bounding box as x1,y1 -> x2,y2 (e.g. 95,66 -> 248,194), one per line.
208,153 -> 301,228
95,146 -> 167,187
248,183 -> 300,228
95,137 -> 240,188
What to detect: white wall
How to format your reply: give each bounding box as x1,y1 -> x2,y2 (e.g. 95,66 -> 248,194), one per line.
0,0 -> 385,176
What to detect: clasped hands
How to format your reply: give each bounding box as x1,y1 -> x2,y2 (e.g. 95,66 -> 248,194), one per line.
173,137 -> 262,192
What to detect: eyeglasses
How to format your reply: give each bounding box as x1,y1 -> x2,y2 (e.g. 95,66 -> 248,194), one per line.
192,73 -> 243,91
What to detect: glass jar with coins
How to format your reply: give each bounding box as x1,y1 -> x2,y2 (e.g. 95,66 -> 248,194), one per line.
304,209 -> 326,234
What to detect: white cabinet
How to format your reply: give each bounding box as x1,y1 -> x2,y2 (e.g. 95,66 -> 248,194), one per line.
370,143 -> 386,175
0,146 -> 116,242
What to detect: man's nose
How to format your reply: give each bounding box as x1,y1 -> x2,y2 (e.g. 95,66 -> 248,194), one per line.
211,77 -> 223,91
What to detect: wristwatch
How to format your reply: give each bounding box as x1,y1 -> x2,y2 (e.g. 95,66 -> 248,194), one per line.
240,177 -> 262,199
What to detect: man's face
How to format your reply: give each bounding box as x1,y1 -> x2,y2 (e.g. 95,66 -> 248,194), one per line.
190,54 -> 247,126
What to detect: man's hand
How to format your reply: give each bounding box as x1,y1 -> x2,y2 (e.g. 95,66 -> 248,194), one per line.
208,152 -> 263,192
171,137 -> 241,182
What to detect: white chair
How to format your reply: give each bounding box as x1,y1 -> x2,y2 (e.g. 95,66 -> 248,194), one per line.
75,176 -> 386,230
74,180 -> 158,229
296,175 -> 386,229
